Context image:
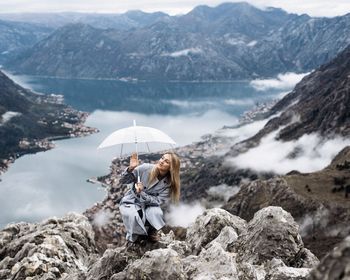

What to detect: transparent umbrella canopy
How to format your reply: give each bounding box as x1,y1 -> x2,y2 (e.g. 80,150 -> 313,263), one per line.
97,120 -> 177,181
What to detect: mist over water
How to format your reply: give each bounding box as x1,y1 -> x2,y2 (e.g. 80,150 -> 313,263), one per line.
0,75 -> 295,228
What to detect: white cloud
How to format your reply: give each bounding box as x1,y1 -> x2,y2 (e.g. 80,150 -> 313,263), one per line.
206,184 -> 240,202
0,0 -> 350,17
165,202 -> 205,227
250,72 -> 309,91
0,111 -> 22,125
226,130 -> 350,174
298,206 -> 330,237
92,209 -> 114,227
162,99 -> 217,108
224,99 -> 255,106
226,38 -> 246,45
162,48 -> 202,57
215,118 -> 269,143
247,40 -> 257,47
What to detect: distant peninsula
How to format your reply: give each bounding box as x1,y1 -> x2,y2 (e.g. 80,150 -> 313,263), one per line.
0,70 -> 98,176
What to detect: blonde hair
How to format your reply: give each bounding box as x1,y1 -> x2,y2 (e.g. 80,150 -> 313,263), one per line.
148,152 -> 181,203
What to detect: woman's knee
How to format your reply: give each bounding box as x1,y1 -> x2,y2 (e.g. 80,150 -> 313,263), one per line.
146,206 -> 163,217
120,205 -> 138,218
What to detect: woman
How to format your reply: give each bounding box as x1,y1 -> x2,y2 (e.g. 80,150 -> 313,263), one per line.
119,152 -> 180,243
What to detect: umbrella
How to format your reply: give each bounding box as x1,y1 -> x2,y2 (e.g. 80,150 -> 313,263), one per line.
98,120 -> 177,181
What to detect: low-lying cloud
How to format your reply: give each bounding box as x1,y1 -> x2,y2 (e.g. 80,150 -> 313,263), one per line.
250,72 -> 309,91
227,130 -> 350,174
224,99 -> 256,106
161,48 -> 202,57
92,209 -> 114,227
216,119 -> 269,144
298,206 -> 330,237
206,184 -> 240,202
165,202 -> 205,227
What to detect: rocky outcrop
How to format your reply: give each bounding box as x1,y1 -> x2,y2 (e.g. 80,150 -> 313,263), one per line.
224,146 -> 350,258
0,213 -> 98,280
186,208 -> 247,254
233,207 -> 318,268
0,206 -> 320,279
223,177 -> 320,222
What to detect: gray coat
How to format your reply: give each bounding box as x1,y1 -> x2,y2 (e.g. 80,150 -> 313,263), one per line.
119,163 -> 171,242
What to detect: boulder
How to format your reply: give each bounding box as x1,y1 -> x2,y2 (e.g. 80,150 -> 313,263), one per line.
183,241 -> 238,279
85,247 -> 129,280
186,208 -> 247,254
234,206 -> 318,268
111,248 -> 186,280
207,225 -> 239,251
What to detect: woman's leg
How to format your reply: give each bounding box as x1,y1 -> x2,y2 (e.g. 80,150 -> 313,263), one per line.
145,206 -> 165,230
119,204 -> 147,242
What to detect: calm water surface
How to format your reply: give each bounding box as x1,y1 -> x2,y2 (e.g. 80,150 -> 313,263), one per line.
0,76 -> 284,228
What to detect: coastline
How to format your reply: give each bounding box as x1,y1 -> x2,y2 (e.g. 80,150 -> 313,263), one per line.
0,108 -> 99,178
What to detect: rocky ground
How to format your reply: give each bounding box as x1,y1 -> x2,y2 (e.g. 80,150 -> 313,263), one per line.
4,206 -> 343,280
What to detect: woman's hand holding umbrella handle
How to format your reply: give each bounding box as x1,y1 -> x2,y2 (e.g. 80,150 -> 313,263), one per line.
135,182 -> 143,193
128,152 -> 139,172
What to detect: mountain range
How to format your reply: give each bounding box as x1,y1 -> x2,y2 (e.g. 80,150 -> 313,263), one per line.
0,20 -> 52,64
2,2 -> 350,80
0,10 -> 171,30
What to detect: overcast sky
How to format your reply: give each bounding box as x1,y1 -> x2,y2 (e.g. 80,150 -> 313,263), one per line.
0,0 -> 350,17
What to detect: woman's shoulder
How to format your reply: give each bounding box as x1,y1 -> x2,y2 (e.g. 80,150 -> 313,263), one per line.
138,163 -> 155,172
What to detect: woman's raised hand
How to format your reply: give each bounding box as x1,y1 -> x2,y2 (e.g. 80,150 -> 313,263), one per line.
128,152 -> 139,171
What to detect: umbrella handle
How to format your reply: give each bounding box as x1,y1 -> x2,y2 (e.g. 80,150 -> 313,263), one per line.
134,127 -> 140,183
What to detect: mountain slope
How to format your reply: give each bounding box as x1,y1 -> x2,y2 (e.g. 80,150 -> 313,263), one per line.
0,70 -> 95,166
247,43 -> 350,144
0,11 -> 171,30
0,19 -> 52,63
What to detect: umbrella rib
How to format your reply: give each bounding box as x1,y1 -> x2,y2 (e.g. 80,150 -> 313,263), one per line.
146,142 -> 151,153
120,143 -> 123,157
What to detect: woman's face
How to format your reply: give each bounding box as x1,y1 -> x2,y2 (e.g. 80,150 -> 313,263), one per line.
157,154 -> 171,173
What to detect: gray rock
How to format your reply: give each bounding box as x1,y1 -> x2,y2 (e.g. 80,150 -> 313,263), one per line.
236,262 -> 266,280
86,247 -> 129,280
186,208 -> 246,254
206,225 -> 239,251
183,241 -> 238,279
167,240 -> 192,258
265,258 -> 312,280
0,213 -> 98,280
112,248 -> 186,280
308,236 -> 350,279
234,206 -> 318,267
